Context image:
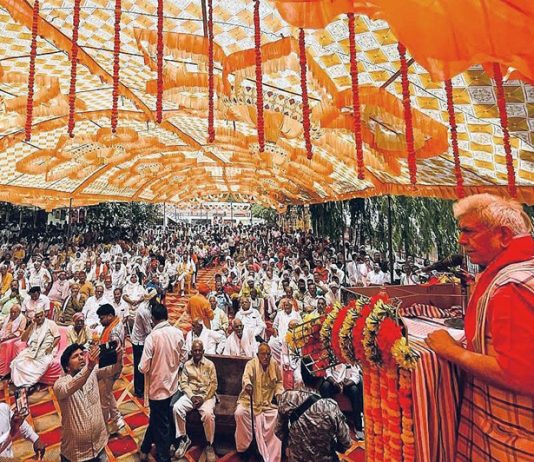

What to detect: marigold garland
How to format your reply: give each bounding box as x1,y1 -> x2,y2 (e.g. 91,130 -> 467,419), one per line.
320,301 -> 340,351
111,0 -> 122,133
398,42 -> 417,187
207,0 -> 215,142
298,28 -> 313,159
352,303 -> 371,364
25,0 -> 40,142
347,13 -> 365,179
330,306 -> 350,362
493,63 -> 517,198
253,0 -> 265,152
377,317 -> 402,367
156,0 -> 164,124
444,79 -> 464,198
68,0 -> 82,138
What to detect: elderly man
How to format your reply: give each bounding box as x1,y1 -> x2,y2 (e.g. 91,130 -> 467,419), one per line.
268,298 -> 302,364
425,194 -> 534,462
48,270 -> 70,312
27,260 -> 51,292
59,282 -> 87,326
0,280 -> 23,319
185,318 -> 225,355
96,303 -> 125,435
235,343 -> 283,462
223,318 -> 257,357
235,297 -> 265,341
66,312 -> 91,347
0,304 -> 27,377
21,286 -> 50,322
78,271 -> 95,299
173,339 -> 217,461
11,307 -> 60,388
82,285 -> 108,329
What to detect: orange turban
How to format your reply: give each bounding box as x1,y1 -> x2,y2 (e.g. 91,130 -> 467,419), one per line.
198,283 -> 211,295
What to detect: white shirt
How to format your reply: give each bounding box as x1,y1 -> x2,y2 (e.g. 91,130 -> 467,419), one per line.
185,327 -> 225,355
0,403 -> 39,457
82,295 -> 108,328
234,309 -> 265,338
325,363 -> 361,386
367,270 -> 389,286
111,298 -> 129,321
21,294 -> 50,320
138,321 -> 185,400
272,310 -> 302,340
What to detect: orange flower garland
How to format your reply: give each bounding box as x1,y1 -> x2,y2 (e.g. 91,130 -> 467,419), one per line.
399,369 -> 416,462
68,0 -> 82,138
493,63 -> 517,198
377,317 -> 402,367
207,0 -> 215,142
445,79 -> 464,198
347,13 -> 365,180
330,306 -> 350,362
25,0 -> 40,142
298,28 -> 313,159
156,0 -> 164,124
398,42 -> 417,187
253,0 -> 265,152
111,0 -> 122,133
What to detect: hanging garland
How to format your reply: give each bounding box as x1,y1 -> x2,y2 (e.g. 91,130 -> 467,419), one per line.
68,0 -> 82,138
444,79 -> 465,198
397,42 -> 417,186
111,0 -> 122,133
207,0 -> 215,142
493,63 -> 517,198
253,0 -> 265,152
25,0 -> 40,142
347,13 -> 365,180
156,0 -> 164,123
298,28 -> 313,159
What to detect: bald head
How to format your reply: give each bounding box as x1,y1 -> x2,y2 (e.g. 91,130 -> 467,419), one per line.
191,338 -> 204,363
232,318 -> 244,338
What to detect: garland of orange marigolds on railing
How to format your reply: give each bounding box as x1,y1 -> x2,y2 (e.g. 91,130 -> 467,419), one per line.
398,42 -> 417,187
445,79 -> 464,198
156,0 -> 164,124
347,13 -> 365,180
286,294 -> 418,462
493,63 -> 517,198
298,28 -> 313,159
25,0 -> 40,141
207,0 -> 215,142
111,0 -> 122,133
253,0 -> 265,152
68,0 -> 82,137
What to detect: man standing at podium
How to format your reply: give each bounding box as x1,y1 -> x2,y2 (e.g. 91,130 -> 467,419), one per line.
425,194 -> 534,461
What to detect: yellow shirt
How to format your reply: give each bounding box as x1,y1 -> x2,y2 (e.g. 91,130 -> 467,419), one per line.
0,272 -> 13,295
238,357 -> 283,413
179,357 -> 217,400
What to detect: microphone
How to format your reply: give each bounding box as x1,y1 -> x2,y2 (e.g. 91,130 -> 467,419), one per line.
421,254 -> 464,273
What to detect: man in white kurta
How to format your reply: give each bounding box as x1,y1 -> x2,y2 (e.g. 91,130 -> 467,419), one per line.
82,285 -> 108,329
268,298 -> 302,364
185,318 -> 225,355
235,343 -> 283,462
223,319 -> 257,357
11,308 -> 60,388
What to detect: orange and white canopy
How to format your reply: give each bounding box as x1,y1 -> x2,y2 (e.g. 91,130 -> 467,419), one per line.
0,0 -> 533,211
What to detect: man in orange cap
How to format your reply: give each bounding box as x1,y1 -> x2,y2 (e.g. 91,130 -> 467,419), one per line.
187,283 -> 214,329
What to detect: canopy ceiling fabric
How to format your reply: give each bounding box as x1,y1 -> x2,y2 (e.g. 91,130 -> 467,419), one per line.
0,0 -> 533,211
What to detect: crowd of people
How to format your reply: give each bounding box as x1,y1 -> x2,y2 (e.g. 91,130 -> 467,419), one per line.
0,220 -> 453,461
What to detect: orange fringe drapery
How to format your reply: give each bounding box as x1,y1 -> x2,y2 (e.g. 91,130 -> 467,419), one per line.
253,0 -> 265,152
156,0 -> 164,123
111,0 -> 122,133
207,0 -> 215,142
298,29 -> 312,159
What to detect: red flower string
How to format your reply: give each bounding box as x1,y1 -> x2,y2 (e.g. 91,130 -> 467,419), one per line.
445,79 -> 465,198
68,0 -> 82,138
398,42 -> 416,186
376,318 -> 402,366
156,0 -> 164,123
253,0 -> 265,152
347,13 -> 364,179
207,0 -> 215,142
111,0 -> 122,133
25,0 -> 40,141
298,28 -> 312,159
493,63 -> 517,198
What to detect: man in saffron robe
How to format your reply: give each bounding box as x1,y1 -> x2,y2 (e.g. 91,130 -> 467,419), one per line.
235,343 -> 283,462
426,194 -> 534,462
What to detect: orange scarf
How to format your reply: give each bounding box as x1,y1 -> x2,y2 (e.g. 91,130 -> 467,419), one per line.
100,316 -> 120,344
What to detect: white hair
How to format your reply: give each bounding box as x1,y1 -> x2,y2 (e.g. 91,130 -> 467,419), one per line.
453,193 -> 532,236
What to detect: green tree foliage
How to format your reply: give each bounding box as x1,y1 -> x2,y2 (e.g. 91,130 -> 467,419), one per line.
85,202 -> 161,229
311,196 -> 462,258
251,204 -> 277,223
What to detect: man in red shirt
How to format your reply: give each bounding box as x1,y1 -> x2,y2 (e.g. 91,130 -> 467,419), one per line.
426,194 -> 534,461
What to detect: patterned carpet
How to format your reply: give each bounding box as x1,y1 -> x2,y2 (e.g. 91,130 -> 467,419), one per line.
2,266 -> 364,461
